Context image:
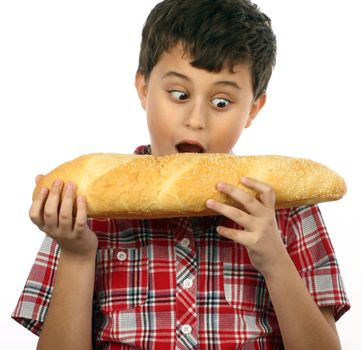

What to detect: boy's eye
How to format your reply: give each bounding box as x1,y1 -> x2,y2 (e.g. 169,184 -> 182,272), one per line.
211,97 -> 231,109
170,90 -> 189,101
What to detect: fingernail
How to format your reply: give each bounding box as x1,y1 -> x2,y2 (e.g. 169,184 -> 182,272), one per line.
206,199 -> 215,208
241,176 -> 249,184
217,182 -> 226,190
66,182 -> 74,191
39,187 -> 47,195
53,179 -> 62,186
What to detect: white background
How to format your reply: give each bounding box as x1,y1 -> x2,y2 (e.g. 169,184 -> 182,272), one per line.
1,0 -> 361,348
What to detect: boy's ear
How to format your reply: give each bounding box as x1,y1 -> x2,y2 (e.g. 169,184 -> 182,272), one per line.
245,93 -> 267,128
135,71 -> 148,110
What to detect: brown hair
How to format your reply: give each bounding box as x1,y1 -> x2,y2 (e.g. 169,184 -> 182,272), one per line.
137,0 -> 277,99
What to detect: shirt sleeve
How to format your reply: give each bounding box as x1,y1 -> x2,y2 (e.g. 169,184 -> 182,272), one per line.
283,204 -> 350,320
11,235 -> 60,336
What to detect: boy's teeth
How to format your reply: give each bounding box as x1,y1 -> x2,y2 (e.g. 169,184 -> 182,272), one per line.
176,143 -> 204,153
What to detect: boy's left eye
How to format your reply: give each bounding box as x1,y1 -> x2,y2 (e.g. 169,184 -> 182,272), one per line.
170,90 -> 189,101
211,97 -> 231,109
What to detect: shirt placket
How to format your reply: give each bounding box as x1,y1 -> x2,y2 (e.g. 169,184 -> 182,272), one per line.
172,218 -> 198,350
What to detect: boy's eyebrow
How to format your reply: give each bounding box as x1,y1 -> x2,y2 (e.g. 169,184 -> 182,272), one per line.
214,80 -> 241,90
162,71 -> 241,90
162,71 -> 191,82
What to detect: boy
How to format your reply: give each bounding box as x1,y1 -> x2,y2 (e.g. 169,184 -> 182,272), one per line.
12,0 -> 350,349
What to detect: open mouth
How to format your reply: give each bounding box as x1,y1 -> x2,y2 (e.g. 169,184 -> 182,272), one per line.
176,141 -> 205,153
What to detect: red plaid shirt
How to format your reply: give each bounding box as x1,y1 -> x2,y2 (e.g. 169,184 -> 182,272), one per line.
12,145 -> 350,349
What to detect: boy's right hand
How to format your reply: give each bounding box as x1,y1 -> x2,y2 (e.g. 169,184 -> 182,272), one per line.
29,176 -> 98,260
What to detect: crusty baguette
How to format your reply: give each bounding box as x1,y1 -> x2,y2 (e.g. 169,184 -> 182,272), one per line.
32,153 -> 347,219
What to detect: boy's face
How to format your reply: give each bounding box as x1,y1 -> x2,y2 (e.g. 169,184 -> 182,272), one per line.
135,44 -> 266,156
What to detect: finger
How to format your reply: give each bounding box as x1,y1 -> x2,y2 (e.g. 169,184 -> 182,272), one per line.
43,179 -> 63,229
206,199 -> 251,228
241,177 -> 276,210
29,187 -> 49,226
216,225 -> 253,246
35,174 -> 44,185
216,181 -> 264,215
73,196 -> 88,234
58,182 -> 76,232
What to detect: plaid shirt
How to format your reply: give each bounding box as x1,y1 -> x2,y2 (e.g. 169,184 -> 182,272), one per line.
12,145 -> 350,349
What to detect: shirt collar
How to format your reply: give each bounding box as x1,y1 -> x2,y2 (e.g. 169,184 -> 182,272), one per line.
134,145 -> 152,155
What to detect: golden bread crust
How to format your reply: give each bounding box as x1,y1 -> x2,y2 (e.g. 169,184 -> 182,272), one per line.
33,153 -> 347,219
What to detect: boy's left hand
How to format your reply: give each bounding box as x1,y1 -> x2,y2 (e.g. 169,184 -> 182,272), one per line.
206,176 -> 288,276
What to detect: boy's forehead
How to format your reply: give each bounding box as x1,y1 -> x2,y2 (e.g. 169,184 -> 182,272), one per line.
157,43 -> 251,80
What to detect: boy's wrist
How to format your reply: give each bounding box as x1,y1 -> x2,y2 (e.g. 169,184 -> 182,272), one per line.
59,248 -> 97,265
260,249 -> 295,282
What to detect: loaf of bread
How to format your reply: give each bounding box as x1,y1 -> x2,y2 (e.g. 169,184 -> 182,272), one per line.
32,153 -> 347,219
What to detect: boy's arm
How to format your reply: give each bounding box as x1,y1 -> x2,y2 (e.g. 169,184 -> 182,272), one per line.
262,251 -> 341,349
29,177 -> 98,350
36,251 -> 96,350
206,177 -> 342,350
321,306 -> 339,332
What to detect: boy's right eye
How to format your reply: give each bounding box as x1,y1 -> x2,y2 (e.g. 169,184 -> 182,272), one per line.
169,90 -> 189,101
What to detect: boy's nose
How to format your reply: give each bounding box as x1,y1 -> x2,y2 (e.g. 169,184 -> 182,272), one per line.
184,100 -> 207,130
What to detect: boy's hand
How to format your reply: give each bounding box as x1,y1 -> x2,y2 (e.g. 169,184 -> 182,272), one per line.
206,177 -> 288,276
29,176 -> 98,260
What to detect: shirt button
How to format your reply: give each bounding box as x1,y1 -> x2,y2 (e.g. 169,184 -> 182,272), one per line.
182,278 -> 193,289
180,238 -> 190,247
116,251 -> 127,262
181,324 -> 192,335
